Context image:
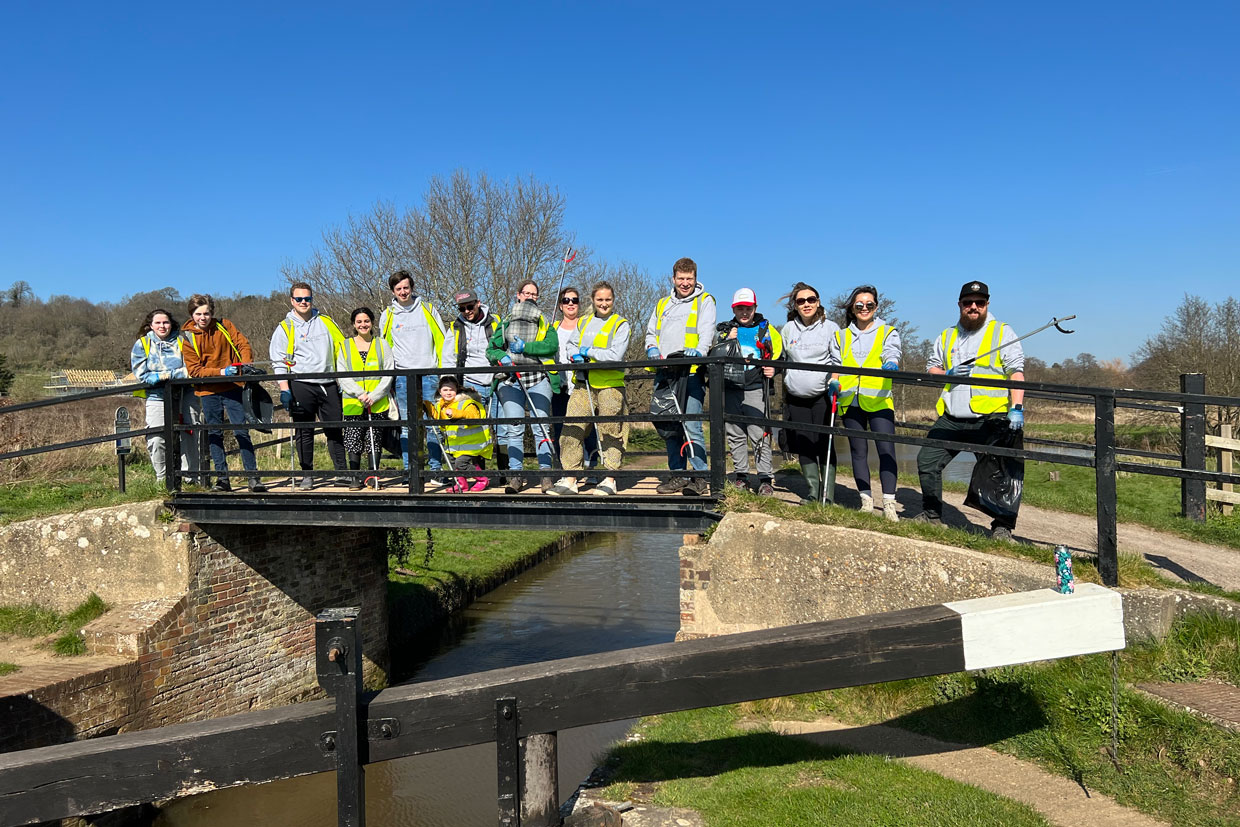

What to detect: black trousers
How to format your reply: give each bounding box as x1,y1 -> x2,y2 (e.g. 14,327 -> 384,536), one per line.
290,381 -> 346,471
917,413 -> 1018,529
842,407 -> 897,496
784,393 -> 836,467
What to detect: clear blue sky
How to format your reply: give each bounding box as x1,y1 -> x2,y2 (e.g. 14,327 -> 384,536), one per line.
3,1 -> 1237,364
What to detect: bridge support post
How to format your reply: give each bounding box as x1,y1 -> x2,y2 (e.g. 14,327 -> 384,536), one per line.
707,360 -> 726,495
317,607 -> 366,827
1094,394 -> 1118,587
1180,373 -> 1207,522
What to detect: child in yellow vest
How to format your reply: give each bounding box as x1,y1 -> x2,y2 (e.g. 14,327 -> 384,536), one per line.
425,375 -> 493,493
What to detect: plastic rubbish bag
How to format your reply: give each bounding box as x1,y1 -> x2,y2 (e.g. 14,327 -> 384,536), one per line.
964,421 -> 1024,522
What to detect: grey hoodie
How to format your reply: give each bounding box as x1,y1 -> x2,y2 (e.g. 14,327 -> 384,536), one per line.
439,305 -> 497,387
780,316 -> 839,398
644,283 -> 717,355
269,309 -> 342,384
378,295 -> 445,370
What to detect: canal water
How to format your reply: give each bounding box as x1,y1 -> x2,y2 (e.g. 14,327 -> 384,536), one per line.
155,532 -> 683,827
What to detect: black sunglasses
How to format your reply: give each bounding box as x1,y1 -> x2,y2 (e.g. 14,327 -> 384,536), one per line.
959,299 -> 988,308
560,297 -> 580,305
458,302 -> 479,312
292,295 -> 313,303
853,301 -> 877,311
794,296 -> 819,306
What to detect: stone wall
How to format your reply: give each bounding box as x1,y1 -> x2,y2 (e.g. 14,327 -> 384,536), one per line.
0,506 -> 390,754
679,512 -> 1052,639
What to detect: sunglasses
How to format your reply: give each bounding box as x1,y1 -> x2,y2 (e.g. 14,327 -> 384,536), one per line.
959,299 -> 988,308
853,301 -> 877,311
458,302 -> 478,312
292,295 -> 313,303
794,296 -> 819,306
560,297 -> 580,305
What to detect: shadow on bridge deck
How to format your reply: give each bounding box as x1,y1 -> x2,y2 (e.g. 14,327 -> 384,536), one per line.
169,474 -> 724,533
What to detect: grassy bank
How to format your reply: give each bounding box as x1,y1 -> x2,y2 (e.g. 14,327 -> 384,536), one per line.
0,593 -> 110,657
596,705 -> 1050,826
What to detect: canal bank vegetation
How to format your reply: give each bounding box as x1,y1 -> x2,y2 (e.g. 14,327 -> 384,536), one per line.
0,592 -> 110,658
600,613 -> 1240,826
596,705 -> 1050,826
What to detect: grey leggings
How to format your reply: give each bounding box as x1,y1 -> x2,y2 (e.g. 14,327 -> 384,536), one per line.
842,406 -> 897,496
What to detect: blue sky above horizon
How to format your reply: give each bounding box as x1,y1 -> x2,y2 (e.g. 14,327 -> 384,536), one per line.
2,2 -> 1237,365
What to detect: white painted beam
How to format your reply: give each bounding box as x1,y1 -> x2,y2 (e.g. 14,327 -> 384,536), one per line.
944,583 -> 1125,671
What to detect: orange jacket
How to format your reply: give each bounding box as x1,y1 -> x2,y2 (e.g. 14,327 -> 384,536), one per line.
182,318 -> 254,396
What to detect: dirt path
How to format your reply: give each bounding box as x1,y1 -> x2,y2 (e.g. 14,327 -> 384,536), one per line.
773,718 -> 1168,827
766,469 -> 1240,592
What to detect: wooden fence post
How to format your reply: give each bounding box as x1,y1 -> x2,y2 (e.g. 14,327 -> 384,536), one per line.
1180,373 -> 1206,522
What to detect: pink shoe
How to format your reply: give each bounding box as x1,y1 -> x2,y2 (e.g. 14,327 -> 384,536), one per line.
469,478 -> 488,492
453,477 -> 469,493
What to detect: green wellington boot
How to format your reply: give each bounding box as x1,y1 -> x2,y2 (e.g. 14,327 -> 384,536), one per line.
799,461 -> 821,505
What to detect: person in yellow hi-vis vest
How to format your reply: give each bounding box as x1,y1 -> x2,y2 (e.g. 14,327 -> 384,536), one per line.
269,282 -> 348,489
426,375 -> 493,493
914,281 -> 1026,542
828,285 -> 903,522
644,257 -> 716,495
335,307 -> 394,490
550,281 -> 632,497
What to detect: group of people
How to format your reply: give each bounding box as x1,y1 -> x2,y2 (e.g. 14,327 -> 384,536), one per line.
129,262 -> 1027,537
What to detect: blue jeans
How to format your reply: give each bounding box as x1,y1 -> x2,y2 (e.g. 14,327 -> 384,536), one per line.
200,390 -> 257,474
394,374 -> 443,472
665,373 -> 708,472
496,378 -> 553,470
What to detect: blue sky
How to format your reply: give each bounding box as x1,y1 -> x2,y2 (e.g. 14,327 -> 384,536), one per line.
2,1 -> 1237,364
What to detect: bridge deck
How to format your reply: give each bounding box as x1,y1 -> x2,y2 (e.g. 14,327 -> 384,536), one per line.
170,474 -> 726,533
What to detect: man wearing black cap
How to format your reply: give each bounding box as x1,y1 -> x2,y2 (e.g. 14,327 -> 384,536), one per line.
914,281 -> 1025,541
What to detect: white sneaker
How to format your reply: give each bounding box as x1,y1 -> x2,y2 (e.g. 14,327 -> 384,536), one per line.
858,493 -> 874,512
592,477 -> 617,496
883,500 -> 899,522
549,477 -> 578,496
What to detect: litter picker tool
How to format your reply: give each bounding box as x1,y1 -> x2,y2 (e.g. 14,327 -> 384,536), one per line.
512,369 -> 560,466
820,389 -> 838,505
548,248 -> 577,327
958,315 -> 1076,369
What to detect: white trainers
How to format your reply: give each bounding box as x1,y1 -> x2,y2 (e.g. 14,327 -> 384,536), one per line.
592,477 -> 618,496
549,477 -> 579,496
883,500 -> 899,522
858,493 -> 874,512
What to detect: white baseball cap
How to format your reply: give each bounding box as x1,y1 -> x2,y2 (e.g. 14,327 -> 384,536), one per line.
732,288 -> 757,307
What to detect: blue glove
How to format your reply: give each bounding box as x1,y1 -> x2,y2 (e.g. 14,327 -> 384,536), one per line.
946,363 -> 971,377
828,379 -> 841,398
223,365 -> 240,377
280,390 -> 292,408
570,353 -> 586,364
144,374 -> 161,386
683,348 -> 702,358
499,355 -> 513,366
1008,408 -> 1024,430
509,337 -> 525,354
646,346 -> 661,360
578,346 -> 591,360
882,361 -> 899,371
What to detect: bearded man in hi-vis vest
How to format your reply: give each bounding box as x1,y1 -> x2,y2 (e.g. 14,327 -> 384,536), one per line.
913,281 -> 1025,542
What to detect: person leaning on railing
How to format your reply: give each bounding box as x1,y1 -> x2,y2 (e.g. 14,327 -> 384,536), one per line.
129,308 -> 202,485
828,284 -> 903,522
550,281 -> 632,497
913,280 -> 1025,541
335,307 -> 394,490
181,293 -> 264,492
778,282 -> 839,505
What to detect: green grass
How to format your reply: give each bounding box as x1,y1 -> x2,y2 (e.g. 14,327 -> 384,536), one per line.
0,593 -> 110,656
597,705 -> 1050,826
0,662 -> 18,677
739,613 -> 1240,827
0,463 -> 166,525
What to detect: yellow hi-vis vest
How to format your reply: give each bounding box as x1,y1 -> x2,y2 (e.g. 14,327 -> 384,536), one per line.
578,313 -> 627,388
836,325 -> 895,412
131,334 -> 186,399
937,319 -> 1010,416
432,397 -> 493,458
528,315 -> 559,378
280,315 -> 346,366
381,301 -> 445,360
338,338 -> 391,416
650,293 -> 712,372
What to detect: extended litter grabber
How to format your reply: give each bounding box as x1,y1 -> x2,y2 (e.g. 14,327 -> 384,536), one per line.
820,388 -> 839,506
957,315 -> 1076,370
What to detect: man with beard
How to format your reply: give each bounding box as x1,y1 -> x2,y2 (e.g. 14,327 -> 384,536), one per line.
914,281 -> 1025,540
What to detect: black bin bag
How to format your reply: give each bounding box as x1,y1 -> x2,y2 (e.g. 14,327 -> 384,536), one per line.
964,421 -> 1024,523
